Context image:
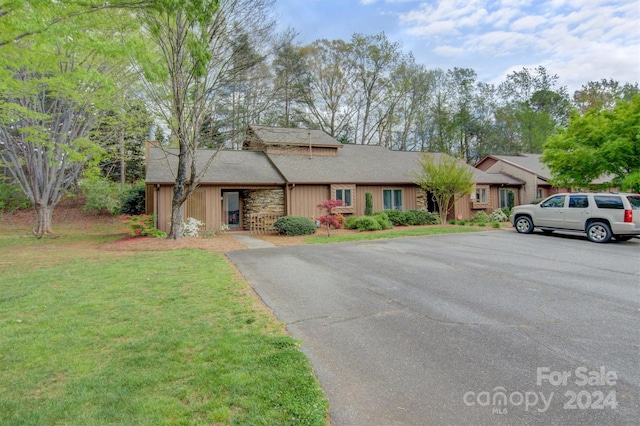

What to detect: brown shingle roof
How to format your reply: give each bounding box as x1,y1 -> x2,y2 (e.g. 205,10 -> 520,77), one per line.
145,147 -> 285,185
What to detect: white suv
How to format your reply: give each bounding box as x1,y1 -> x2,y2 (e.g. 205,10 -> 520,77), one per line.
510,193 -> 640,243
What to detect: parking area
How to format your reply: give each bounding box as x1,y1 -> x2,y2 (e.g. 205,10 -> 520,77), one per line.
227,231 -> 640,425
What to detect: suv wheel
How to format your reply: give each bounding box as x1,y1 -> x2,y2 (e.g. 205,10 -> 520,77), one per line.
586,222 -> 612,243
514,216 -> 534,234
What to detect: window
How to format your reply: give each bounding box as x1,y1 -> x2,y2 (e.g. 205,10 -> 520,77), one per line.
594,195 -> 623,209
540,195 -> 566,208
499,189 -> 514,209
335,188 -> 352,207
627,195 -> 640,210
537,189 -> 543,199
383,189 -> 403,211
475,187 -> 488,203
568,196 -> 589,208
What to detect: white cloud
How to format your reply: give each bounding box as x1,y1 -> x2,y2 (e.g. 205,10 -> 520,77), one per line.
509,15 -> 547,31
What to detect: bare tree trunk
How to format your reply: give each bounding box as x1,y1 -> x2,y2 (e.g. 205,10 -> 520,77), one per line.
33,202 -> 54,238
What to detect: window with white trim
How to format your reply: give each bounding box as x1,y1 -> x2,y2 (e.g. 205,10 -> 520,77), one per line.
475,187 -> 487,203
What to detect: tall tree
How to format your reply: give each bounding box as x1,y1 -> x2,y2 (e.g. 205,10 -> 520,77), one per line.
300,39 -> 357,140
542,95 -> 640,192
573,79 -> 640,114
138,0 -> 273,239
271,29 -> 308,127
0,4 -> 139,237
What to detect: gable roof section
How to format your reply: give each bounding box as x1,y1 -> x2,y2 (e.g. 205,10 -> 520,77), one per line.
145,146 -> 285,185
489,153 -> 551,180
267,144 -> 434,184
245,125 -> 343,148
472,168 -> 525,185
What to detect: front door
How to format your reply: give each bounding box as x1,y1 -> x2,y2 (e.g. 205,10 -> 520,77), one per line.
223,191 -> 241,228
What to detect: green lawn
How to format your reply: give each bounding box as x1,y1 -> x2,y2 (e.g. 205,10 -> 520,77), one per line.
0,234 -> 328,425
305,225 -> 486,244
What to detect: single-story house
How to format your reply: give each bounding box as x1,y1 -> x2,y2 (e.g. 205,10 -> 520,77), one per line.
475,153 -> 570,205
146,126 -> 524,232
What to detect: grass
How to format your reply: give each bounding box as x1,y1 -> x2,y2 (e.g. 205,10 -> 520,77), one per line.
305,225 -> 487,244
0,231 -> 328,425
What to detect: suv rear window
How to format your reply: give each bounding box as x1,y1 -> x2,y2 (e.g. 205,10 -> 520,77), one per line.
594,195 -> 624,209
627,195 -> 640,210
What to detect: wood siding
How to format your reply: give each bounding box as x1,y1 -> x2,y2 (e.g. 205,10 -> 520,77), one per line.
288,185 -> 330,219
355,185 -> 417,215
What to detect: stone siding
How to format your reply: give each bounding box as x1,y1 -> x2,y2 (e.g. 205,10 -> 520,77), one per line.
242,189 -> 285,230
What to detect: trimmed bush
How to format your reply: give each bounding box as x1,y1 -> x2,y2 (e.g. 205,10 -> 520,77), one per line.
355,216 -> 382,232
345,215 -> 359,230
120,182 -> 146,215
405,210 -> 440,225
273,216 -> 317,236
374,212 -> 393,230
383,209 -> 408,226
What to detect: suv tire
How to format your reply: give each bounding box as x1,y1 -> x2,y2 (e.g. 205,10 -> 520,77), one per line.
586,221 -> 612,243
514,216 -> 534,234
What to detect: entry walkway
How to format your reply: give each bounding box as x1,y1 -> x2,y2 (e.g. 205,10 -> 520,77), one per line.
232,233 -> 276,249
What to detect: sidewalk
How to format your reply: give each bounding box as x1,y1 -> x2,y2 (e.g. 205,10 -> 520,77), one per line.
232,233 -> 276,249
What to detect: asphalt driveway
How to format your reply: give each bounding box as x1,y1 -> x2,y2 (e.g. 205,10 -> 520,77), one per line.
227,231 -> 640,425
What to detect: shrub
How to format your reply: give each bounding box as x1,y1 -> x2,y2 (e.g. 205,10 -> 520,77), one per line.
500,206 -> 511,217
374,212 -> 393,230
121,214 -> 166,237
383,209 -> 408,226
365,192 -> 373,216
471,211 -> 490,224
355,216 -> 382,232
448,219 -> 457,225
81,178 -> 121,215
334,213 -> 346,229
120,182 -> 146,215
181,217 -> 203,237
489,209 -> 509,222
345,215 -> 359,230
273,216 -> 317,236
406,210 -> 440,225
492,221 -> 501,229
0,179 -> 31,212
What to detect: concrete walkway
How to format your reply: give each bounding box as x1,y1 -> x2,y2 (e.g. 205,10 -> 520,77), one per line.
232,233 -> 276,249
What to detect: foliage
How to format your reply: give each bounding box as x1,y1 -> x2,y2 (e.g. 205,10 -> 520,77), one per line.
121,214 -> 166,237
138,0 -> 273,239
181,217 -> 204,237
80,178 -> 122,215
374,212 -> 393,230
273,216 -> 317,236
317,198 -> 344,236
119,182 -> 146,215
492,221 -> 501,229
354,216 -> 382,232
471,211 -> 490,225
489,209 -> 509,222
414,153 -> 474,224
383,209 -> 408,225
0,238 -> 328,424
542,95 -> 640,192
364,192 -> 373,216
0,179 -> 32,212
345,215 -> 359,230
406,210 -> 440,225
0,2 -> 141,237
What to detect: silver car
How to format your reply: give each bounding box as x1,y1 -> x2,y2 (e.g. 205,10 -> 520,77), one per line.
510,193 -> 640,243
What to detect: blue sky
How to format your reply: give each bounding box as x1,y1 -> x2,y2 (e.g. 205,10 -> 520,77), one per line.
272,0 -> 640,93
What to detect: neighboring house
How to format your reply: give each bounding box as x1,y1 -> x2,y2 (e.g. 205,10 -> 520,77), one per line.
146,126 -> 523,232
475,153 -> 569,205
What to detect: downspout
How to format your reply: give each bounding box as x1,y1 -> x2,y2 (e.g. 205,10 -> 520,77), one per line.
156,184 -> 160,230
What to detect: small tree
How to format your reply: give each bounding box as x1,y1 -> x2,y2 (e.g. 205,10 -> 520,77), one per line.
365,192 -> 373,216
414,153 -> 474,224
317,199 -> 344,237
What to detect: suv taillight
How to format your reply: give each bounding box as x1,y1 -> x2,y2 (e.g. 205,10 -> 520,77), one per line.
624,209 -> 633,223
